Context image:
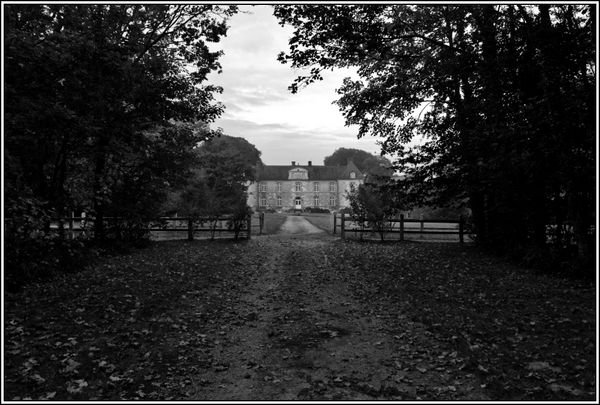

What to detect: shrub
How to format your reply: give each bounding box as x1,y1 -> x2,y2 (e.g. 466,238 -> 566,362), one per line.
339,207 -> 353,215
305,207 -> 331,214
4,237 -> 95,292
228,202 -> 253,240
346,183 -> 403,241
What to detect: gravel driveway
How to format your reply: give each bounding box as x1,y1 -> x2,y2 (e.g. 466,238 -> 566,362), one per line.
186,234 -> 487,400
278,215 -> 324,234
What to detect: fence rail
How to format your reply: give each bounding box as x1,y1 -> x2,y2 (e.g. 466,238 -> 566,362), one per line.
333,213 -> 471,243
15,215 -> 258,241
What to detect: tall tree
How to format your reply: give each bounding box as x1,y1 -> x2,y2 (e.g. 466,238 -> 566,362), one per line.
4,5 -> 238,240
324,147 -> 393,179
274,5 -> 595,268
168,135 -> 262,221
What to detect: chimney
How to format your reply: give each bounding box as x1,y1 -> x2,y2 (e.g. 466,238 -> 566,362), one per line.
308,161 -> 312,166
291,161 -> 295,166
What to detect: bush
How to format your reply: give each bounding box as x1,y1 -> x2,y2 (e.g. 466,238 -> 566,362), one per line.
305,207 -> 331,214
103,218 -> 152,247
229,202 -> 253,240
4,237 -> 96,292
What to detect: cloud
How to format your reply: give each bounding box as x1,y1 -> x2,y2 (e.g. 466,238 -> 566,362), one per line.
214,118 -> 382,166
207,5 -> 382,165
220,86 -> 289,110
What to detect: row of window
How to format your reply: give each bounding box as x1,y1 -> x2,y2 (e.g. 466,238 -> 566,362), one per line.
259,182 -> 337,193
259,196 -> 337,207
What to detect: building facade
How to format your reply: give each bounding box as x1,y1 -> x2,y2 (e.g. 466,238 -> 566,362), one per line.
247,160 -> 364,211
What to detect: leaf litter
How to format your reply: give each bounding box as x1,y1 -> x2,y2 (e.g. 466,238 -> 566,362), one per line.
4,237 -> 596,401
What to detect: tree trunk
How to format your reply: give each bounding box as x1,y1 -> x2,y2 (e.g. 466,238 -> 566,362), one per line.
569,191 -> 593,264
470,191 -> 486,244
91,6 -> 109,242
92,136 -> 108,241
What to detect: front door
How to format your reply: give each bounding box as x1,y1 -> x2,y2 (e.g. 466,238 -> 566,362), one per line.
294,197 -> 302,210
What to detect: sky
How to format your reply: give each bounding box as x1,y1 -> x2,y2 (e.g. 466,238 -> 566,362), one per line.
206,5 -> 382,166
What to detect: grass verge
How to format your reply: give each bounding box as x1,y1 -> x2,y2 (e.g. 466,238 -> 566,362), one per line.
258,213 -> 288,235
302,213 -> 334,234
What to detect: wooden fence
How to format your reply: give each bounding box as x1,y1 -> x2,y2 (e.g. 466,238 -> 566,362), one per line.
43,215 -> 259,241
257,212 -> 265,235
333,213 -> 471,243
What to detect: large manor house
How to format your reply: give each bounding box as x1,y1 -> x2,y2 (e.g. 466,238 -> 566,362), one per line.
247,160 -> 364,211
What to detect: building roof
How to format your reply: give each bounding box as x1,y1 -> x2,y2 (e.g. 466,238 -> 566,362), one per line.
255,161 -> 364,181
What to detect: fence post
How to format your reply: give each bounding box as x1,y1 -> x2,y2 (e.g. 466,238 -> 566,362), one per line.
340,213 -> 345,240
187,218 -> 194,241
69,212 -> 74,240
333,213 -> 337,234
459,215 -> 464,244
259,212 -> 264,235
420,215 -> 424,238
400,214 -> 404,241
247,215 -> 252,239
57,218 -> 65,240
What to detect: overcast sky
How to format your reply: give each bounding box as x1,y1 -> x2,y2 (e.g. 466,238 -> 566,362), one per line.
207,5 -> 382,166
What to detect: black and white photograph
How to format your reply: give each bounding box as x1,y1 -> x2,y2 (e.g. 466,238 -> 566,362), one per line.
2,1 -> 597,402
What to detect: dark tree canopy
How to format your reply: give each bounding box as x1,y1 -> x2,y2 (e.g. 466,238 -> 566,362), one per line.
198,135 -> 263,185
324,148 -> 393,178
4,4 -> 238,240
166,135 -> 262,219
275,5 -> 596,270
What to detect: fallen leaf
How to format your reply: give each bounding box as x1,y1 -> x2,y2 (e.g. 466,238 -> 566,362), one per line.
66,379 -> 88,393
39,392 -> 56,400
548,383 -> 583,396
527,361 -> 561,373
61,358 -> 81,374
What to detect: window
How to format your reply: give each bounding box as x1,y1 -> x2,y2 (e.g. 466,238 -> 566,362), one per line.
350,171 -> 356,179
329,182 -> 336,192
349,182 -> 356,191
259,183 -> 267,192
295,182 -> 301,192
314,196 -> 319,206
260,198 -> 267,207
329,196 -> 336,207
277,197 -> 282,207
313,182 -> 319,192
277,182 -> 281,192
289,168 -> 308,179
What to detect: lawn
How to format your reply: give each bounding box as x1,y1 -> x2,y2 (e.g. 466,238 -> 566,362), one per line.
257,213 -> 288,235
302,213 -> 335,233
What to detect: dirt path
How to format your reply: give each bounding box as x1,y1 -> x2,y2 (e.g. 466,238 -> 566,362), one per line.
188,234 -> 488,400
7,225 -> 591,401
278,215 -> 324,234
